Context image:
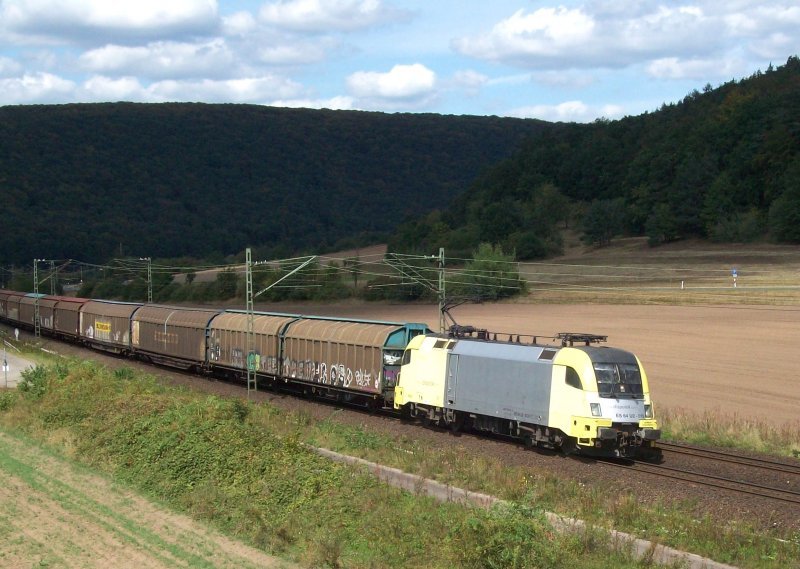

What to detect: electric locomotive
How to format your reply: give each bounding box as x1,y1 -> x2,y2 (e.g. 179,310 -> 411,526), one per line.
394,330 -> 661,459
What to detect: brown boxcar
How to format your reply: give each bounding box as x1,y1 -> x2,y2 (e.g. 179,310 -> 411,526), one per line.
3,291 -> 25,323
207,311 -> 298,374
52,296 -> 89,338
0,290 -> 20,321
80,300 -> 142,351
131,305 -> 220,365
281,318 -> 412,396
19,294 -> 50,329
0,290 -> 10,319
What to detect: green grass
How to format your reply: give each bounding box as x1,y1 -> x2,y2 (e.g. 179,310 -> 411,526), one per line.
3,327 -> 800,567
659,406 -> 800,458
301,419 -> 800,569
1,360 -> 659,569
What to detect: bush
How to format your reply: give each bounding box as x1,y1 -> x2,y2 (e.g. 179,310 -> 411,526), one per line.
0,390 -> 16,411
17,365 -> 50,400
448,503 -> 559,569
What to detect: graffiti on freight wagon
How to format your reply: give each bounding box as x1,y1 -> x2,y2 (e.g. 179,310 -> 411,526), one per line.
282,358 -> 379,390
206,338 -> 382,390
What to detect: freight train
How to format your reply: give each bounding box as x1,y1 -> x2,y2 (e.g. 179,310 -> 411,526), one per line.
0,289 -> 661,459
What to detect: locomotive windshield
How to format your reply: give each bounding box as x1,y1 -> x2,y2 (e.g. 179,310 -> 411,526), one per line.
593,362 -> 643,398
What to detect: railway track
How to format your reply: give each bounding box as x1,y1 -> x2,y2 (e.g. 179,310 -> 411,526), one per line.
657,441 -> 800,476
607,442 -> 800,506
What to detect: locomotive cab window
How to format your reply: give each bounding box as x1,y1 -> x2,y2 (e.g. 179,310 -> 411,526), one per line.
594,362 -> 643,398
401,349 -> 411,366
565,366 -> 582,389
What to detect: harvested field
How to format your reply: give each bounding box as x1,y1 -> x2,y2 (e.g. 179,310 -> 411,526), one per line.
250,301 -> 800,427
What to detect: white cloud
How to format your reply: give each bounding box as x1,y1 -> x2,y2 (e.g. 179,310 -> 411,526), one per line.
749,32 -> 798,60
509,100 -> 624,123
0,56 -> 23,77
347,63 -> 435,98
256,40 -> 335,65
81,75 -> 146,101
269,95 -> 355,110
77,73 -> 305,104
0,72 -> 75,104
452,2 -> 800,73
258,0 -> 407,32
452,69 -> 488,89
221,10 -> 258,36
0,0 -> 219,43
647,57 -> 748,80
453,7 -> 597,65
146,75 -> 304,103
80,40 -> 236,80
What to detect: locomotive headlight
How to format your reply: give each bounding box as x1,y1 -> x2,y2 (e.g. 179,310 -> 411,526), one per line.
644,404 -> 653,418
590,403 -> 602,417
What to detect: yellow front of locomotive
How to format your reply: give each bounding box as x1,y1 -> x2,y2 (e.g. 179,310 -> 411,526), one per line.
548,346 -> 661,459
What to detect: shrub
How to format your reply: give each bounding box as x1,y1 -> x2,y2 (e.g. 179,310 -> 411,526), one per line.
17,365 -> 50,400
0,390 -> 16,411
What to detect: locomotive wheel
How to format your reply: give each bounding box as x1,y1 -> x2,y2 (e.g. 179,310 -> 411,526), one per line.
448,412 -> 465,434
558,437 -> 578,455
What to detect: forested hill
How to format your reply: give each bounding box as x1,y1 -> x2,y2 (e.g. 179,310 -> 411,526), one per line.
0,103 -> 547,265
391,56 -> 800,259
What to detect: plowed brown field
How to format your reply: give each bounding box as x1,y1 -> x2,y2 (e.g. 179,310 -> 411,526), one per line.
257,302 -> 800,427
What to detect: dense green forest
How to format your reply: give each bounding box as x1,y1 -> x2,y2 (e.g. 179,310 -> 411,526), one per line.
0,103 -> 547,266
391,56 -> 800,258
3,56 -> 799,273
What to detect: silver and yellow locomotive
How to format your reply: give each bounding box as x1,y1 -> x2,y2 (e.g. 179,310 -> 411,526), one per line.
394,331 -> 661,459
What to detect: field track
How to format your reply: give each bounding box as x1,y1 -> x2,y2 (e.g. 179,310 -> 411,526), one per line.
0,430 -> 292,569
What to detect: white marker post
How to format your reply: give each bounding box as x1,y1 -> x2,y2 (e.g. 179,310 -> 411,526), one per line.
3,344 -> 7,389
732,268 -> 738,288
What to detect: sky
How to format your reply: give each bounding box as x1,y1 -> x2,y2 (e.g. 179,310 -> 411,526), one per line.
1,1 -> 798,122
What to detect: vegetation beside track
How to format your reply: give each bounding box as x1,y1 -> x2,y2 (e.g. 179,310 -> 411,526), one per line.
1,359 -> 657,569
659,406 -> 800,459
1,331 -> 799,567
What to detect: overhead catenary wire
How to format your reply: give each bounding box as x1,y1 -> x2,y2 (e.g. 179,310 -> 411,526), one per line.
9,248 -> 799,308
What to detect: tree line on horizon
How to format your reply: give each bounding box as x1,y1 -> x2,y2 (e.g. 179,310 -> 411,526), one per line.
2,56 -> 799,282
0,102 -> 546,267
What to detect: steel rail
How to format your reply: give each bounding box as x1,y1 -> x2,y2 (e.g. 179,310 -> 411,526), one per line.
657,441 -> 800,475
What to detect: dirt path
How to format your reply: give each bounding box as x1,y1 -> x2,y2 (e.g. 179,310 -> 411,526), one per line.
0,429 -> 294,569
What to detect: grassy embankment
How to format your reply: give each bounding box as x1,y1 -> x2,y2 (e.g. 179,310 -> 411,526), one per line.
1,359 -> 655,569
1,355 -> 799,569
